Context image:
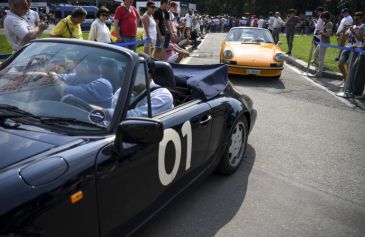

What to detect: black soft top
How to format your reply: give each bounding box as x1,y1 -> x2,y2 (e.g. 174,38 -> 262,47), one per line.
171,63 -> 228,100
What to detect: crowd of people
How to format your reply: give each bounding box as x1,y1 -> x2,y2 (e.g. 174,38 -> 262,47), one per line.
3,0 -> 365,98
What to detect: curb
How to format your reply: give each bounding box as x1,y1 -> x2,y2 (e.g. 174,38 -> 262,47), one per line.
284,55 -> 343,80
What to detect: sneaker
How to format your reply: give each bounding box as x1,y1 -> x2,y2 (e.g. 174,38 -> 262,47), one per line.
338,80 -> 345,88
314,71 -> 322,78
286,51 -> 291,56
334,57 -> 340,61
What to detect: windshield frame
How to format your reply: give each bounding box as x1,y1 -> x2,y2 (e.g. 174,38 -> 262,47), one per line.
0,39 -> 140,136
226,27 -> 274,44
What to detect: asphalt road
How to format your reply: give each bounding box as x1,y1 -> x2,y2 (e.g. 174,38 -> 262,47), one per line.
137,33 -> 365,237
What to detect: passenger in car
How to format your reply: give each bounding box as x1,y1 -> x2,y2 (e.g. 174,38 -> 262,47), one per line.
111,80 -> 174,118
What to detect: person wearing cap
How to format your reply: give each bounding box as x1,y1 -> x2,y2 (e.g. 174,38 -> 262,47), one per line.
4,0 -> 48,53
335,8 -> 353,61
48,58 -> 113,108
50,7 -> 87,39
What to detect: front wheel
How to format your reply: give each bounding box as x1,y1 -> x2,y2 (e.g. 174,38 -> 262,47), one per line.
216,116 -> 248,175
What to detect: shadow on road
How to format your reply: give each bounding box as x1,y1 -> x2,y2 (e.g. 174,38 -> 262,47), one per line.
137,144 -> 256,237
229,74 -> 285,89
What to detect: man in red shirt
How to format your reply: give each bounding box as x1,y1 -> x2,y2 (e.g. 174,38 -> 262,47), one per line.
114,0 -> 140,51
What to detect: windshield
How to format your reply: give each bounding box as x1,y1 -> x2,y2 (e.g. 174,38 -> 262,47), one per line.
0,42 -> 129,132
226,28 -> 274,43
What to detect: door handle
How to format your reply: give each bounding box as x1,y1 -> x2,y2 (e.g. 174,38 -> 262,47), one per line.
200,115 -> 212,124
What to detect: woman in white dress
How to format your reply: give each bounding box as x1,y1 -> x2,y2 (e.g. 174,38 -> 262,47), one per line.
141,1 -> 157,55
88,6 -> 111,43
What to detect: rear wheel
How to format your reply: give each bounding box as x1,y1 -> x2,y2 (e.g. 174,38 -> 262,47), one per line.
216,116 -> 248,174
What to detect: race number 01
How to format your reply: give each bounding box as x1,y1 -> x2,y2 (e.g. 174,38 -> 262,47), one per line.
158,121 -> 192,186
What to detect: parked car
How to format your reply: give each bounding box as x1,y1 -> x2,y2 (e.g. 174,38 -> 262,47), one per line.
220,27 -> 285,79
0,38 -> 256,237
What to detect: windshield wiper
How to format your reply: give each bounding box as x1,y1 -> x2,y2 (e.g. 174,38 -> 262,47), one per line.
0,105 -> 104,129
39,117 -> 105,128
0,104 -> 42,120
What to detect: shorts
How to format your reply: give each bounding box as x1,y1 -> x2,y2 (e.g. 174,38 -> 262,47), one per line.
164,33 -> 171,49
339,49 -> 350,63
144,39 -> 156,48
155,36 -> 165,48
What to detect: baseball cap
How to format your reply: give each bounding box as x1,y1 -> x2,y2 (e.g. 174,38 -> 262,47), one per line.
341,8 -> 349,14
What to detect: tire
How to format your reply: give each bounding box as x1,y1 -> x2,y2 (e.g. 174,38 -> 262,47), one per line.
216,116 -> 248,175
272,74 -> 281,79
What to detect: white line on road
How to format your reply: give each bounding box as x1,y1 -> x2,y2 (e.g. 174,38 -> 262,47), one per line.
285,63 -> 356,108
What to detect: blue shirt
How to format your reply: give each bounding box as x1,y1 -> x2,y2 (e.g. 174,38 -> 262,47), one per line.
60,73 -> 113,108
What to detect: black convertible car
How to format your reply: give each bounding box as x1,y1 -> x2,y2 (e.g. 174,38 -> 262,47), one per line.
0,39 -> 256,237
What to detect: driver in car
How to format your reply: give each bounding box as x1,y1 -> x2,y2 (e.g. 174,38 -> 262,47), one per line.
49,59 -> 114,108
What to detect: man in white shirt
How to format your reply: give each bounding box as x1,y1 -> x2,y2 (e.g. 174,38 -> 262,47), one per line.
335,8 -> 353,61
258,16 -> 265,28
24,0 -> 39,27
184,9 -> 192,30
4,0 -> 48,53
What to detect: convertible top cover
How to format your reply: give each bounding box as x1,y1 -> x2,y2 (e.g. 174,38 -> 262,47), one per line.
171,64 -> 228,100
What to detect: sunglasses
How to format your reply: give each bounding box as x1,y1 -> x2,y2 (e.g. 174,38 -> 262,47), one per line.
149,6 -> 156,9
101,13 -> 109,17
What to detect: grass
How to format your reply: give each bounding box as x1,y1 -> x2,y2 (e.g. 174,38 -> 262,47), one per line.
279,34 -> 340,73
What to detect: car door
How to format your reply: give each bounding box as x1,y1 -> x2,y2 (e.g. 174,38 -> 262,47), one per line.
95,62 -> 213,237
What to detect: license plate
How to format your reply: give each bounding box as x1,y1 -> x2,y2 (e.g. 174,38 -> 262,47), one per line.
246,69 -> 261,75
230,67 -> 245,74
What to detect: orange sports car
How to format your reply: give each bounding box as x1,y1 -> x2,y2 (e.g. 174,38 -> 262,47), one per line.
220,27 -> 285,79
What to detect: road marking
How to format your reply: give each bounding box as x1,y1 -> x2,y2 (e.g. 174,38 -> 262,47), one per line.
285,63 -> 356,108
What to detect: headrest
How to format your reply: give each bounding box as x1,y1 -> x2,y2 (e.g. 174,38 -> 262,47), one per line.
151,61 -> 176,88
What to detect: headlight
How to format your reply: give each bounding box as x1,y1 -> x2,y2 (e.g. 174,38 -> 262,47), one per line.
274,53 -> 285,62
223,49 -> 233,59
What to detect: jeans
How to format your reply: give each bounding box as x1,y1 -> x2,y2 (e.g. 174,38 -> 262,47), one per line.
121,36 -> 137,51
348,52 -> 365,96
286,32 -> 295,52
272,28 -> 280,44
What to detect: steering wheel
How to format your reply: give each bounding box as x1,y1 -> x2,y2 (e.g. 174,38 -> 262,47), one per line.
61,94 -> 94,111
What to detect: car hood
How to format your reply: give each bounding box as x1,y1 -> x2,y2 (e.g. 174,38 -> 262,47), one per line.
0,128 -> 81,170
226,42 -> 279,66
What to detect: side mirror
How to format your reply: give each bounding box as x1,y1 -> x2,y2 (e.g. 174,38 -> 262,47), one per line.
276,41 -> 282,45
115,118 -> 164,149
